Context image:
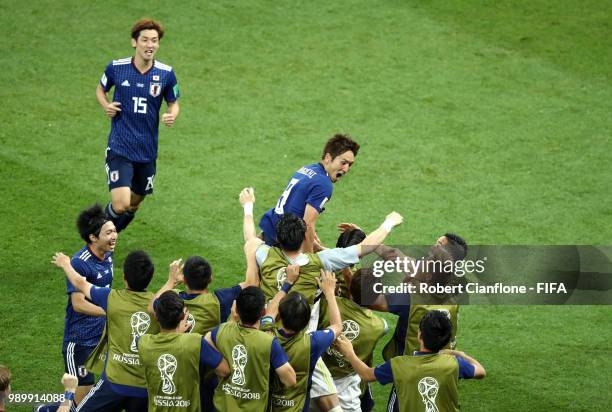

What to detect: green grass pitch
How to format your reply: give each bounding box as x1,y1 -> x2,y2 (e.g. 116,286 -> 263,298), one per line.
0,1 -> 611,411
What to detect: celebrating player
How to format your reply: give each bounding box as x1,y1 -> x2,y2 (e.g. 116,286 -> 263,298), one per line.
206,287 -> 297,410
139,291 -> 229,412
261,268 -> 343,412
96,18 -> 180,232
63,204 -> 116,408
52,250 -> 160,411
335,310 -> 485,412
259,134 -> 360,252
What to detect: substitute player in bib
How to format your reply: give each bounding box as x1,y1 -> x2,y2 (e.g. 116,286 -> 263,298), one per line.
259,134 -> 359,252
96,18 -> 180,232
335,310 -> 485,412
139,291 -> 229,412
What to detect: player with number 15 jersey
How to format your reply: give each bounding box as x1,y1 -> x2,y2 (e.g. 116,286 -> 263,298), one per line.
96,18 -> 180,233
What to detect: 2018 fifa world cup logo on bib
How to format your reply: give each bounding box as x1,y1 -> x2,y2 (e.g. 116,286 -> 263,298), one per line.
418,377 -> 440,412
185,313 -> 196,333
231,344 -> 248,386
130,311 -> 151,352
157,354 -> 178,395
327,320 -> 360,368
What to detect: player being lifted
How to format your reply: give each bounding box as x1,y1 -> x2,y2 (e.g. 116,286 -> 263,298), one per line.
259,134 -> 359,252
96,18 -> 180,232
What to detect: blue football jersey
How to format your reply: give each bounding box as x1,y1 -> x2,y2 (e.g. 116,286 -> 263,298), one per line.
259,162 -> 333,243
63,246 -> 114,347
100,57 -> 179,162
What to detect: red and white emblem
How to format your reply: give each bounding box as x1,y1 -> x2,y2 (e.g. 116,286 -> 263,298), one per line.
149,82 -> 161,97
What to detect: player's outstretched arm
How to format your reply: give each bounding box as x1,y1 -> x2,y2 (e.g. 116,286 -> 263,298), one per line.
334,335 -> 377,382
161,100 -> 180,127
240,240 -> 260,288
52,252 -> 94,300
148,259 -> 183,314
356,212 -> 404,257
440,349 -> 487,379
318,270 -> 342,337
240,187 -> 261,243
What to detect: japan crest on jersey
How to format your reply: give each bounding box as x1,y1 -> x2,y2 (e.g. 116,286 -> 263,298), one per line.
149,82 -> 161,97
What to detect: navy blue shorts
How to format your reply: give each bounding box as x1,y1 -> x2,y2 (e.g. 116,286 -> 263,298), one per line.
62,342 -> 95,386
76,379 -> 147,412
105,148 -> 156,196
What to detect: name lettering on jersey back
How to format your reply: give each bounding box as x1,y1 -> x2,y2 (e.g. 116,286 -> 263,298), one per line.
297,167 -> 317,178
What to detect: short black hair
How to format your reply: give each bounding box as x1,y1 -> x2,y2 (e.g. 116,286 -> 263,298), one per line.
349,269 -> 379,306
154,291 -> 185,329
419,310 -> 452,352
236,286 -> 266,325
183,256 -> 212,290
77,204 -> 109,243
444,233 -> 468,261
123,250 -> 154,292
336,228 -> 366,248
276,214 -> 306,252
279,292 -> 311,332
322,134 -> 360,159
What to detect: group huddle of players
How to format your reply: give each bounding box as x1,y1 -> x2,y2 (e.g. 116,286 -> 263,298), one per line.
40,18 -> 485,412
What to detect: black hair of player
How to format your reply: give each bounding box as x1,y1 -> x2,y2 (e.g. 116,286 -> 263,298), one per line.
336,228 -> 366,248
349,268 -> 379,306
154,290 -> 185,330
279,292 -> 311,332
77,204 -> 109,243
236,286 -> 266,325
276,214 -> 307,252
322,134 -> 360,159
123,250 -> 154,292
183,256 -> 212,290
444,233 -> 468,260
419,310 -> 452,352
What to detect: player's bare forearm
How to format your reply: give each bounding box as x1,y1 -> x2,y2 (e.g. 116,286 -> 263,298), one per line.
357,212 -> 403,257
303,224 -> 316,254
71,292 -> 106,317
265,289 -> 286,320
167,100 -> 180,117
162,101 -> 180,126
303,204 -> 320,253
241,242 -> 260,288
347,351 -> 377,382
324,292 -> 342,337
95,84 -> 109,109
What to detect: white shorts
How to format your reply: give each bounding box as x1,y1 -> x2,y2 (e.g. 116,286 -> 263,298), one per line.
309,358 -> 337,399
307,299 -> 321,333
334,373 -> 362,412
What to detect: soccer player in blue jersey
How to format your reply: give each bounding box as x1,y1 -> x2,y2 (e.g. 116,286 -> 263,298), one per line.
259,134 -> 360,252
96,18 -> 180,232
63,204 -> 116,409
